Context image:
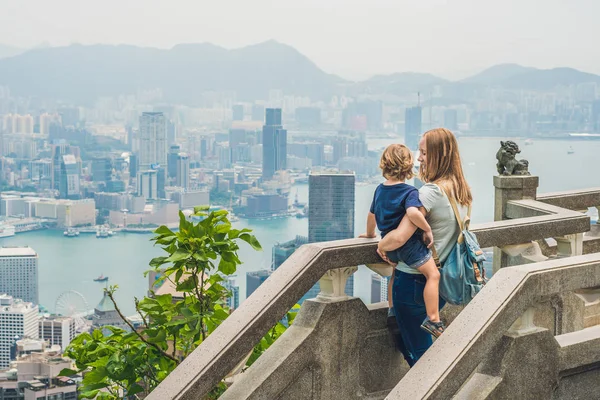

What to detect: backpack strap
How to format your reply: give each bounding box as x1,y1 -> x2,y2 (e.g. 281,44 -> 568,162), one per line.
430,184 -> 471,264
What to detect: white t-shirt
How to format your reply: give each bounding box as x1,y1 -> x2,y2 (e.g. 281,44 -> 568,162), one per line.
396,183 -> 468,274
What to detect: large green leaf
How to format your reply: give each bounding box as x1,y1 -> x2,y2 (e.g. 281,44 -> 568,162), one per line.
239,233 -> 263,250
154,225 -> 175,236
166,248 -> 191,262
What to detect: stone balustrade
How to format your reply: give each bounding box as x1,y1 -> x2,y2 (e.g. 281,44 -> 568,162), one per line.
147,177 -> 600,400
389,253 -> 600,399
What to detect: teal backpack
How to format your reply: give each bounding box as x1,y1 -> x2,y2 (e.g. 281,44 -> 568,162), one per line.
434,190 -> 487,306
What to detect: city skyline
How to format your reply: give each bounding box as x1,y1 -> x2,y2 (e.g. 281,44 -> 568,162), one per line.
1,0 -> 599,80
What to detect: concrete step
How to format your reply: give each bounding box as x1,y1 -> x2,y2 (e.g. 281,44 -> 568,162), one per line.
584,314 -> 600,328
453,373 -> 502,400
578,289 -> 600,318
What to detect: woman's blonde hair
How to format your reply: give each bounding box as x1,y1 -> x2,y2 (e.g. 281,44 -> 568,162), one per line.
420,128 -> 472,206
379,144 -> 415,181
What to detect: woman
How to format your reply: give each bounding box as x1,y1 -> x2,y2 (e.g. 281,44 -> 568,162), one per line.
378,127 -> 472,367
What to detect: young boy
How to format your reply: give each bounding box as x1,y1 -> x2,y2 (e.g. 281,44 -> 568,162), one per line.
360,144 -> 445,337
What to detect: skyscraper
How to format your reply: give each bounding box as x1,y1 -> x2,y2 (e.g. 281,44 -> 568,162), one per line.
0,294 -> 39,369
176,153 -> 190,189
59,155 -> 81,199
308,172 -> 355,298
137,170 -> 158,199
308,171 -> 355,243
246,270 -> 272,298
139,112 -> 167,171
262,108 -> 287,180
167,145 -> 181,180
0,247 -> 39,305
91,157 -> 112,183
405,106 -> 423,150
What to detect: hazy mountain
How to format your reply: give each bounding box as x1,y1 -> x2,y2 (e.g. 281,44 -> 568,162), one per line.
461,64 -> 538,85
500,67 -> 600,90
0,41 -> 346,104
0,44 -> 25,59
462,64 -> 600,90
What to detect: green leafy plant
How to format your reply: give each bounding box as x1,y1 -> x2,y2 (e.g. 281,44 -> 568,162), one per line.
60,208 -> 296,399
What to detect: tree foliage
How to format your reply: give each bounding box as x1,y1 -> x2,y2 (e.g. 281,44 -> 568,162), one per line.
61,208 -> 294,399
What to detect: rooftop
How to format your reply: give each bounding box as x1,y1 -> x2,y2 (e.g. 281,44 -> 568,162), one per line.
309,169 -> 355,176
0,246 -> 37,257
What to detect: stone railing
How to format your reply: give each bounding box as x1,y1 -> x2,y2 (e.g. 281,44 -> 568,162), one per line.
147,177 -> 600,400
389,253 -> 600,399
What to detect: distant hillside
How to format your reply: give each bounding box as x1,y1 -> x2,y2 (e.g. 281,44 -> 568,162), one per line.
462,64 -> 537,85
0,41 -> 346,104
0,44 -> 25,59
500,67 -> 600,90
463,64 -> 600,90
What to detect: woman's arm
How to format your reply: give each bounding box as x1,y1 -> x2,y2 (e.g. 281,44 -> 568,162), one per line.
378,214 -> 419,252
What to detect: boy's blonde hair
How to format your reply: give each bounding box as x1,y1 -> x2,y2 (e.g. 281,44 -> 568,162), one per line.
379,144 -> 414,181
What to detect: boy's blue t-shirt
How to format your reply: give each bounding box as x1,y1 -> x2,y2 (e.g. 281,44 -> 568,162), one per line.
370,183 -> 423,238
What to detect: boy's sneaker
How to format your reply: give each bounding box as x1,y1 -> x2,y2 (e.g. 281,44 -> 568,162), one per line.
421,317 -> 445,338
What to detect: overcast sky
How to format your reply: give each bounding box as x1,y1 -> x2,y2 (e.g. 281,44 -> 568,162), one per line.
1,0 -> 597,80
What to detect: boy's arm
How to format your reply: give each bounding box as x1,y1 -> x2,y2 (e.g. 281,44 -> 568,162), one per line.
359,212 -> 377,238
406,207 -> 434,248
406,207 -> 430,231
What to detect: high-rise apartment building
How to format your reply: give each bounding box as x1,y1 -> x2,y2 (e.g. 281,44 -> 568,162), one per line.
262,108 -> 287,180
2,114 -> 34,134
139,112 -> 167,171
39,316 -> 76,352
405,106 -> 423,150
0,294 -> 39,369
0,247 -> 39,304
39,113 -> 62,136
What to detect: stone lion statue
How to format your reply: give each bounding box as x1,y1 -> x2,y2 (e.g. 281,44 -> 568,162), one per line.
496,141 -> 530,176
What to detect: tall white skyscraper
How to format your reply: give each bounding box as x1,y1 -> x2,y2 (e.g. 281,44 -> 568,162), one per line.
0,247 -> 39,304
139,112 -> 167,171
0,294 -> 39,369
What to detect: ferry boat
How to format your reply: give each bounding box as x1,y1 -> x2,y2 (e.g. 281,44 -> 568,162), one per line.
96,226 -> 113,238
0,224 -> 16,238
524,139 -> 534,146
63,228 -> 79,237
93,274 -> 109,282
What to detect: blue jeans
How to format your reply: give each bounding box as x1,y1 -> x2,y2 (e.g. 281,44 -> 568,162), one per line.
392,269 -> 446,367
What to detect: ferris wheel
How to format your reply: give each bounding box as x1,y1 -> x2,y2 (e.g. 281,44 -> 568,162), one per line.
55,290 -> 91,331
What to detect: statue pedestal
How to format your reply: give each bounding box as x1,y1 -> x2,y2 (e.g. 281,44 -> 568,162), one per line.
493,175 -> 540,273
493,175 -> 539,221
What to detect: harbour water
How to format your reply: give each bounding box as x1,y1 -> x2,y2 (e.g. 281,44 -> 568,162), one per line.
1,137 -> 599,315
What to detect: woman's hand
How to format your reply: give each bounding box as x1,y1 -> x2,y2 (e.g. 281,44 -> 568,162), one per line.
358,232 -> 377,238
